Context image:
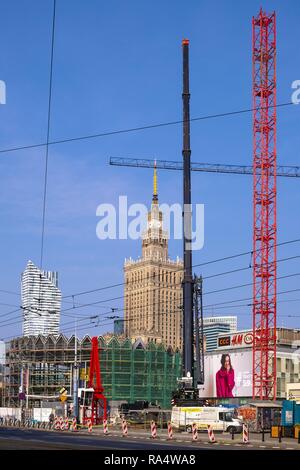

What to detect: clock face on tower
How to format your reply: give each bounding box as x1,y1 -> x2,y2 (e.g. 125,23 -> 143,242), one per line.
149,219 -> 161,229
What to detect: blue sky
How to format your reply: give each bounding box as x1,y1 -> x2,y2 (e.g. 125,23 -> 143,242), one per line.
0,0 -> 299,339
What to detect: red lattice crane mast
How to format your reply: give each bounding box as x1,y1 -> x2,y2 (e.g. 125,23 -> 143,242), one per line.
88,336 -> 107,424
252,9 -> 277,400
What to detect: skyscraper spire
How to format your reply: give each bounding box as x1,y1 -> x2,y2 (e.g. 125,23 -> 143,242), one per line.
152,160 -> 158,203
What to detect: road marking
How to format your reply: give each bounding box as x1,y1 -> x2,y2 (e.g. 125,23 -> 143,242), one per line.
234,444 -> 242,447
272,446 -> 280,449
223,443 -> 230,446
286,448 -> 294,450
259,445 -> 266,448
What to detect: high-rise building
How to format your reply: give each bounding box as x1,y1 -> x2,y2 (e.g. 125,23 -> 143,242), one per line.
0,341 -> 5,365
124,165 -> 183,351
21,260 -> 61,336
114,319 -> 124,336
0,340 -> 4,406
203,316 -> 237,333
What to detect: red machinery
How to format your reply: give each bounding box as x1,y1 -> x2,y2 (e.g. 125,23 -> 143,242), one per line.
81,336 -> 107,424
252,9 -> 277,399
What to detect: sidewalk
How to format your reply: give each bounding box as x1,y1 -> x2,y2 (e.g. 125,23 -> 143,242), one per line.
87,426 -> 300,449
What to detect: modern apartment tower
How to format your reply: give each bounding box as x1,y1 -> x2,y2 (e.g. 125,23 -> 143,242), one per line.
22,260 -> 61,336
124,166 -> 183,351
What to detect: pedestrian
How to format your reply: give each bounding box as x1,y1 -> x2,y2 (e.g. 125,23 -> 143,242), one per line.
49,412 -> 54,425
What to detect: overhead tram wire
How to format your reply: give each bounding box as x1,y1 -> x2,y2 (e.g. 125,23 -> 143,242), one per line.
1,248 -> 298,320
61,300 -> 300,336
4,294 -> 300,337
40,0 -> 56,270
61,309 -> 300,336
1,238 -> 299,324
6,275 -> 300,335
0,289 -> 20,297
58,270 -> 300,325
1,253 -> 300,325
0,102 -> 294,156
61,239 -> 300,300
3,284 -> 300,339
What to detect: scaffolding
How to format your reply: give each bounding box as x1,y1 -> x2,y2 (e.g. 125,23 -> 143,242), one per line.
4,334 -> 181,409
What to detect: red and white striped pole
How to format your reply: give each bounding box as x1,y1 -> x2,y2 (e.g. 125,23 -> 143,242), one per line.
192,423 -> 198,441
103,419 -> 109,435
122,418 -> 128,437
151,420 -> 157,439
242,424 -> 249,444
64,417 -> 69,431
87,419 -> 92,433
72,417 -> 78,432
207,424 -> 216,443
59,416 -> 64,431
54,416 -> 59,430
167,422 -> 173,440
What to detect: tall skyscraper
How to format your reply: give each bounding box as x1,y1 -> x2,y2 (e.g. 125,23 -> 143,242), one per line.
114,319 -> 125,336
124,165 -> 183,350
203,316 -> 238,333
21,260 -> 61,336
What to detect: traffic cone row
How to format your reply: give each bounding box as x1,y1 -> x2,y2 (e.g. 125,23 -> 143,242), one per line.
50,412 -> 248,446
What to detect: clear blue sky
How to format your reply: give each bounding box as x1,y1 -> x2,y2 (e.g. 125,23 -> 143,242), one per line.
0,0 -> 299,340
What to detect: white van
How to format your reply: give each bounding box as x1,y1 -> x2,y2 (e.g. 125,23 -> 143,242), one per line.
171,406 -> 243,433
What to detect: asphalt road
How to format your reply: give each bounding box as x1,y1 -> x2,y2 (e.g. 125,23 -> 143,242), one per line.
0,427 -> 249,450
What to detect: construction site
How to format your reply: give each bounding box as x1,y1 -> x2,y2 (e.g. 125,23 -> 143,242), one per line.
0,1 -> 300,454
3,334 -> 181,409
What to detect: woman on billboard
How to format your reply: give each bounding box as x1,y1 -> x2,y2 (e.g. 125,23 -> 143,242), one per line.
216,354 -> 235,398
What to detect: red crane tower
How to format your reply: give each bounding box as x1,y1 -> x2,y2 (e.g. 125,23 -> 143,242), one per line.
252,9 -> 277,400
87,336 -> 107,424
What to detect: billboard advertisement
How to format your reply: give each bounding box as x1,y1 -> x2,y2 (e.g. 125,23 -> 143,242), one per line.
218,331 -> 253,350
198,350 -> 252,398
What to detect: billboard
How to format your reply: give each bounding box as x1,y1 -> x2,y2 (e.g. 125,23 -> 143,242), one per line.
218,331 -> 253,350
198,350 -> 252,398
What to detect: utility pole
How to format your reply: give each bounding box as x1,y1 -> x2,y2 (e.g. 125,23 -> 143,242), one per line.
182,39 -> 194,382
73,317 -> 79,420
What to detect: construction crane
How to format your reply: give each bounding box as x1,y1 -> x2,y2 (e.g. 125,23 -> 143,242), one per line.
78,336 -> 107,425
110,16 -> 297,402
110,157 -> 300,178
252,9 -> 277,400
